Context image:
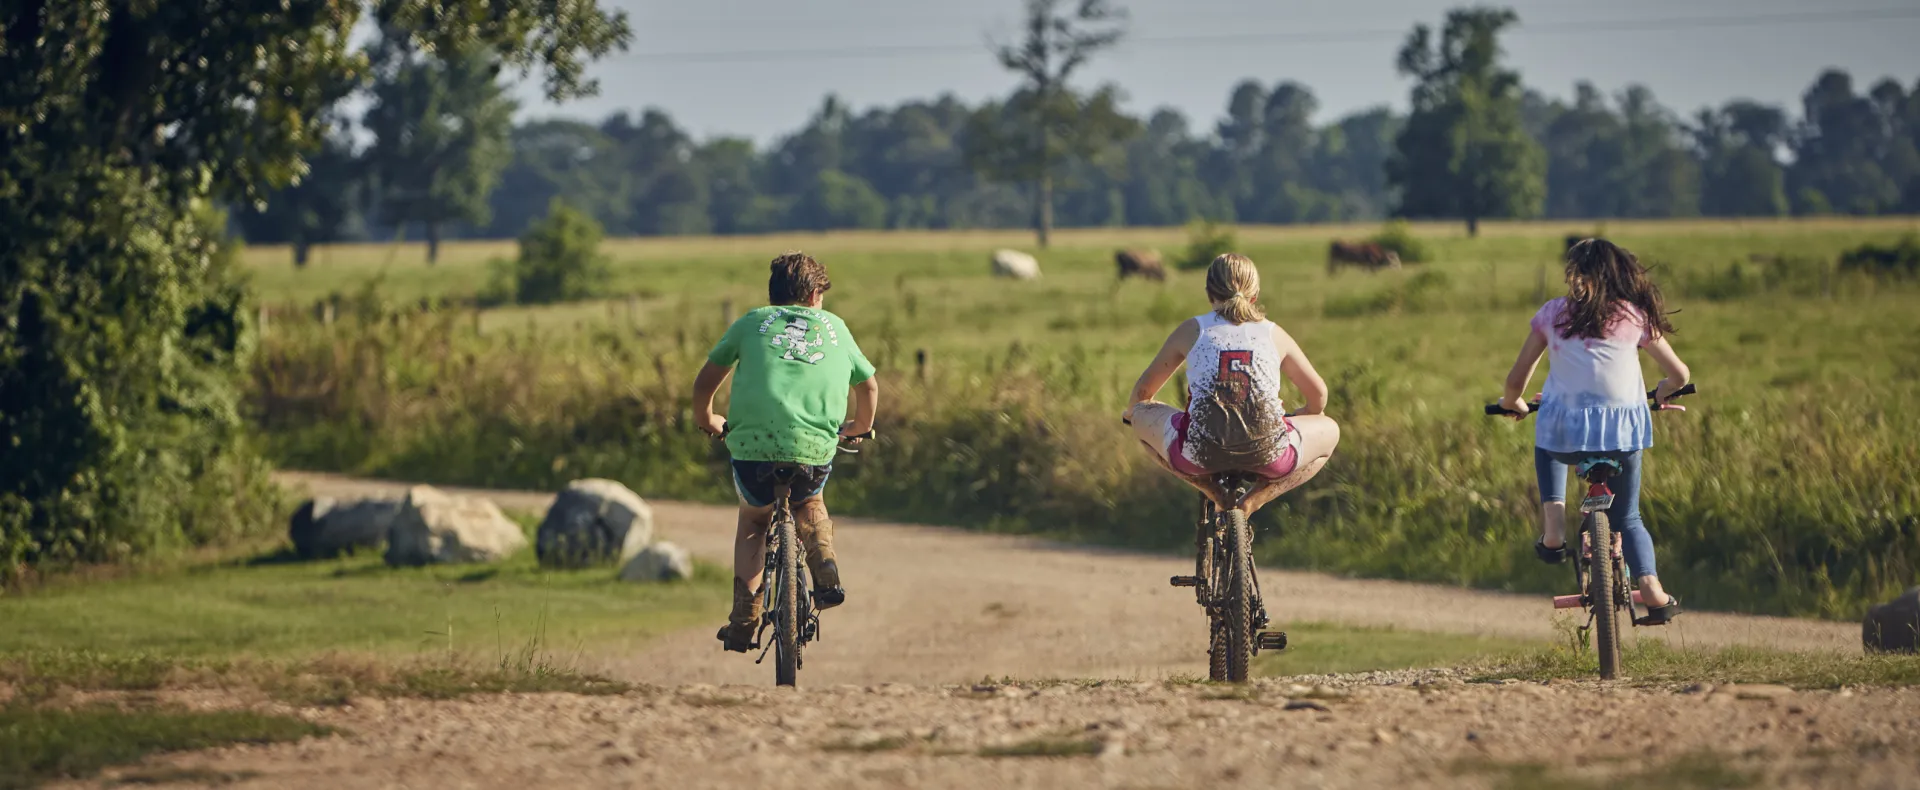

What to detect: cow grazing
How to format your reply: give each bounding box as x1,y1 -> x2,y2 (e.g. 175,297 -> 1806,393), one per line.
1326,241 -> 1401,274
991,249 -> 1041,280
1115,249 -> 1167,281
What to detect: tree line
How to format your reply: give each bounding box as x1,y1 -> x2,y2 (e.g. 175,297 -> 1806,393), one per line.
237,5 -> 1920,259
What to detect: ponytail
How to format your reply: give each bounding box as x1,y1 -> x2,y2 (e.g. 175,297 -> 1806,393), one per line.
1205,254 -> 1266,324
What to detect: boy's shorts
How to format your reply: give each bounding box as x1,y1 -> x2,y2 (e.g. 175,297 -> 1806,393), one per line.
730,460 -> 832,508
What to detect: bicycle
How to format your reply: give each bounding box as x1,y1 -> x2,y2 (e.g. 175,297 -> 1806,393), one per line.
1485,383 -> 1694,679
715,422 -> 872,687
1125,416 -> 1289,683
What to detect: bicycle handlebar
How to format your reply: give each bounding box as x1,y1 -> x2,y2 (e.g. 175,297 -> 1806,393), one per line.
1484,382 -> 1696,417
708,421 -> 876,452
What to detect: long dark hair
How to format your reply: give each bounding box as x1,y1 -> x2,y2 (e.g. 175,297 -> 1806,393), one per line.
1557,238 -> 1675,341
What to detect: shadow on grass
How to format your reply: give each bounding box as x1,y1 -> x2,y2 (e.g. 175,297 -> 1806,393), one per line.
0,704 -> 328,790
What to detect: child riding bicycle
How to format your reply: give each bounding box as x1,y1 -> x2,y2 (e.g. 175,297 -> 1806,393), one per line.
1124,254 -> 1341,512
1496,237 -> 1688,624
692,252 -> 879,652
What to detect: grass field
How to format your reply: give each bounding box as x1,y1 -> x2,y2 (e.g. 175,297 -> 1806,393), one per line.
242,217 -> 1920,619
0,519 -> 727,660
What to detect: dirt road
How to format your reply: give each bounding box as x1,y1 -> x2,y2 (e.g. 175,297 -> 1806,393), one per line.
74,473 -> 1901,790
281,471 -> 1858,686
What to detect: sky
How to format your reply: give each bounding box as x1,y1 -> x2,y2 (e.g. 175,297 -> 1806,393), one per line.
508,0 -> 1920,143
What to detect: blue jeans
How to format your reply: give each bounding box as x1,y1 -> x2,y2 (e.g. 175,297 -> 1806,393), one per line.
1535,448 -> 1657,580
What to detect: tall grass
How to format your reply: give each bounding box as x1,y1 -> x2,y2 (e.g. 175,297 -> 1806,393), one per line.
249,252 -> 1920,618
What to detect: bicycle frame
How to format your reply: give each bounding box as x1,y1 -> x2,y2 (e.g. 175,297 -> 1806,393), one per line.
1551,459 -> 1645,628
750,476 -> 819,669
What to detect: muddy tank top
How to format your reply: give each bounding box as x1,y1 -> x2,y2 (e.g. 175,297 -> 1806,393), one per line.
1182,312 -> 1290,472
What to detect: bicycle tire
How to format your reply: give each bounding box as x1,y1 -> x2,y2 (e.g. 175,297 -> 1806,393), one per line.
774,510 -> 801,687
1588,511 -> 1621,680
1224,508 -> 1255,683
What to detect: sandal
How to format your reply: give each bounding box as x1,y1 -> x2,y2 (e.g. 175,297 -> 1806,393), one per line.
1636,595 -> 1682,626
1534,540 -> 1567,565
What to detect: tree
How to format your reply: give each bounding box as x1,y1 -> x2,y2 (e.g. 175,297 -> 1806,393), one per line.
1386,7 -> 1545,236
486,119 -> 631,238
1789,70 -> 1901,215
363,30 -> 517,262
1692,101 -> 1790,217
0,0 -> 629,580
234,114 -> 365,266
965,0 -> 1138,246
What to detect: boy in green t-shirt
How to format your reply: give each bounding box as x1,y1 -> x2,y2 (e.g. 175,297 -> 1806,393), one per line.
692,252 -> 879,652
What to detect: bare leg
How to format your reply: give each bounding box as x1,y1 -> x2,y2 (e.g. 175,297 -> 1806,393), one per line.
733,503 -> 775,591
1242,414 -> 1340,516
1539,501 -> 1567,550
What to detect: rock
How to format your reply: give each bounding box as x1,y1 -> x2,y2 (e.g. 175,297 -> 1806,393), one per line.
990,249 -> 1040,280
384,485 -> 527,566
290,497 -> 401,559
1863,586 -> 1920,653
1283,699 -> 1330,712
619,541 -> 693,582
536,479 -> 654,568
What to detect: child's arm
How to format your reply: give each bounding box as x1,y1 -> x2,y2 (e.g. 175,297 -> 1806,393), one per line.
1275,328 -> 1329,415
691,363 -> 733,436
1644,336 -> 1691,404
1498,327 -> 1550,419
843,377 -> 879,437
1126,319 -> 1199,416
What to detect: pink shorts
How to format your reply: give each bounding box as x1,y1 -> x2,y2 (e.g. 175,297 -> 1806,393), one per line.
1167,412 -> 1299,480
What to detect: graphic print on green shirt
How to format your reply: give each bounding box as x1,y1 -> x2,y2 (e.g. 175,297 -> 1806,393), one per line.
707,305 -> 877,465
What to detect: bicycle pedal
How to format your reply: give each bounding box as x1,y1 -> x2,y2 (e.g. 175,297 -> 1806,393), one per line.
1169,575 -> 1201,587
1257,631 -> 1288,651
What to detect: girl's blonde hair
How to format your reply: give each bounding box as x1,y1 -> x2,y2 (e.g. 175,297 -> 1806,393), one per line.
1205,253 -> 1265,324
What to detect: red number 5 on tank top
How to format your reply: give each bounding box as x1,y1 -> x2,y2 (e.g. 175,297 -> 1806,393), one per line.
1216,350 -> 1253,406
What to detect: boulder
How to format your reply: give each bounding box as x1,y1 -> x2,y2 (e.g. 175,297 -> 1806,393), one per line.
535,479 -> 654,568
991,249 -> 1040,280
620,541 -> 694,583
1864,586 -> 1920,653
290,497 -> 401,559
384,485 -> 527,566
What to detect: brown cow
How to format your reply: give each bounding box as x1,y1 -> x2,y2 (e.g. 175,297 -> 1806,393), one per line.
1115,249 -> 1167,281
1326,241 -> 1401,274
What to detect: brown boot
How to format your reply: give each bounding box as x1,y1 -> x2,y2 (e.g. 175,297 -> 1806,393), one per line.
715,577 -> 761,652
797,516 -> 845,609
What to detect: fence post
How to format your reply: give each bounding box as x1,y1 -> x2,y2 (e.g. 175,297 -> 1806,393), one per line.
1534,264 -> 1547,304
720,298 -> 734,327
257,304 -> 269,339
915,348 -> 930,383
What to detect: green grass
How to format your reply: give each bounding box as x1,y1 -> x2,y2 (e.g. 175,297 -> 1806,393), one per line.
1254,622 -> 1537,677
247,217 -> 1920,619
0,542 -> 727,659
1490,641 -> 1920,689
1453,751 -> 1761,790
0,704 -> 327,790
977,734 -> 1102,758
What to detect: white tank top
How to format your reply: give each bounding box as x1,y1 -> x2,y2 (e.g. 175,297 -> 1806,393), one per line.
1182,312 -> 1290,471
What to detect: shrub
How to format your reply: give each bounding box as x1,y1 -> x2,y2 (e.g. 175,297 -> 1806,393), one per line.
493,199 -> 610,305
1367,220 -> 1431,264
1323,269 -> 1454,317
1837,234 -> 1920,279
1177,219 -> 1236,271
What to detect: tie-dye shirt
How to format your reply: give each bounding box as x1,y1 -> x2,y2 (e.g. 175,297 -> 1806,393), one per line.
1530,298 -> 1655,453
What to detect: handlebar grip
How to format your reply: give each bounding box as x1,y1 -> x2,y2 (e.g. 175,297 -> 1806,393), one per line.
1485,404 -> 1519,416
1647,382 -> 1697,402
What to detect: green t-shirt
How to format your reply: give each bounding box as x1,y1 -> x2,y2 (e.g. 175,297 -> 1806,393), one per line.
708,305 -> 877,465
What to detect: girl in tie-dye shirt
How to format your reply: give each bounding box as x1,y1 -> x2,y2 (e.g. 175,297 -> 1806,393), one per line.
1497,238 -> 1692,624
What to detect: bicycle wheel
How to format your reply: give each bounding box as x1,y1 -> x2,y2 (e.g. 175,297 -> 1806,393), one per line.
1588,511 -> 1621,680
773,510 -> 802,687
1224,508 -> 1255,683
